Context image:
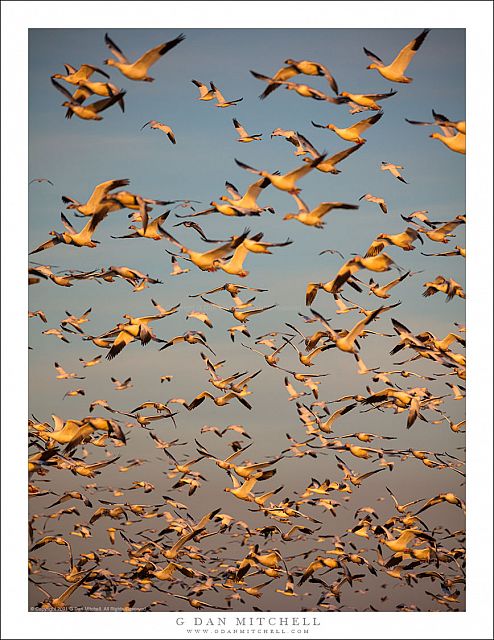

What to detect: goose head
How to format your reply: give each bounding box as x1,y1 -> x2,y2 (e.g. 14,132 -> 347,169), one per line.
366,63 -> 379,70
283,213 -> 297,220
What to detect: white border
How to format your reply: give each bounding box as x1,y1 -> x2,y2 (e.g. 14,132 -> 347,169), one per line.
2,1 -> 493,638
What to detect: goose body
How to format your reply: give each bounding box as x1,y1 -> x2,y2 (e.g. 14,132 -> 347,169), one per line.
284,194 -> 358,227
104,33 -> 185,81
312,112 -> 382,144
141,120 -> 176,144
364,30 -> 430,83
430,132 -> 466,154
235,155 -> 326,194
339,90 -> 397,111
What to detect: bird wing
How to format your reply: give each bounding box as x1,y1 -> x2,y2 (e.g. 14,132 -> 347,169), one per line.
363,46 -> 384,66
285,155 -> 325,181
244,176 -> 271,202
312,202 -> 358,219
51,77 -> 75,101
346,307 -> 382,344
233,118 -> 248,137
104,33 -> 129,63
234,159 -> 262,176
89,91 -> 126,114
29,236 -> 62,255
327,143 -> 364,166
80,64 -> 110,79
317,63 -> 339,94
349,112 -> 383,134
192,79 -> 211,97
390,29 -> 430,74
106,330 -> 134,360
87,178 -> 129,207
366,90 -> 397,100
55,571 -> 92,605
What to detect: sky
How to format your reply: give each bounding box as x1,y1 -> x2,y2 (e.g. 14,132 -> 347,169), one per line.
28,28 -> 465,613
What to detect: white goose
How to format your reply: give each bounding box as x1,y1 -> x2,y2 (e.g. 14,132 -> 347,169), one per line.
339,89 -> 397,111
312,112 -> 383,144
429,131 -> 466,155
232,118 -> 262,143
219,177 -> 274,215
210,82 -> 243,108
191,79 -> 215,101
364,30 -> 430,83
302,143 -> 364,175
235,154 -> 326,194
104,32 -> 185,81
381,162 -> 408,183
164,229 -> 249,271
359,193 -> 388,214
52,63 -> 110,85
141,120 -> 176,144
29,212 -> 108,254
252,59 -> 338,100
62,178 -> 129,216
406,109 -> 466,135
51,78 -> 125,121
283,194 -> 359,228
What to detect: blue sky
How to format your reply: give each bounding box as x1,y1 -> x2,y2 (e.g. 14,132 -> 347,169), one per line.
28,28 -> 466,611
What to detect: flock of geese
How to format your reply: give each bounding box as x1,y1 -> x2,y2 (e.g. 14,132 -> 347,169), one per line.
29,29 -> 466,613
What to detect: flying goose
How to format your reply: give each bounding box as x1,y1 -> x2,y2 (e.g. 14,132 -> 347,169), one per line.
429,131 -> 466,154
189,282 -> 267,299
365,228 -> 423,256
421,245 -> 465,258
271,129 -> 315,156
310,306 -> 388,354
141,120 -> 176,144
339,89 -> 397,111
406,109 -> 466,134
328,253 -> 399,294
112,200 -> 171,240
416,215 -> 465,243
235,154 -> 326,194
232,118 -> 262,142
312,112 -> 383,144
283,194 -> 359,227
217,177 -> 274,215
191,79 -> 216,100
209,82 -> 243,107
29,177 -> 54,186
368,271 -> 411,299
164,228 -> 249,271
201,297 -> 277,323
51,78 -> 125,121
29,211 -> 108,254
62,178 -> 129,216
104,32 -> 185,81
29,309 -> 48,323
250,71 -> 344,103
103,305 -> 179,360
381,161 -> 408,183
252,59 -> 338,99
159,330 -> 215,354
359,193 -> 388,214
302,143 -> 364,174
423,276 -> 465,301
364,30 -> 430,83
406,110 -> 466,153
52,63 -> 110,84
